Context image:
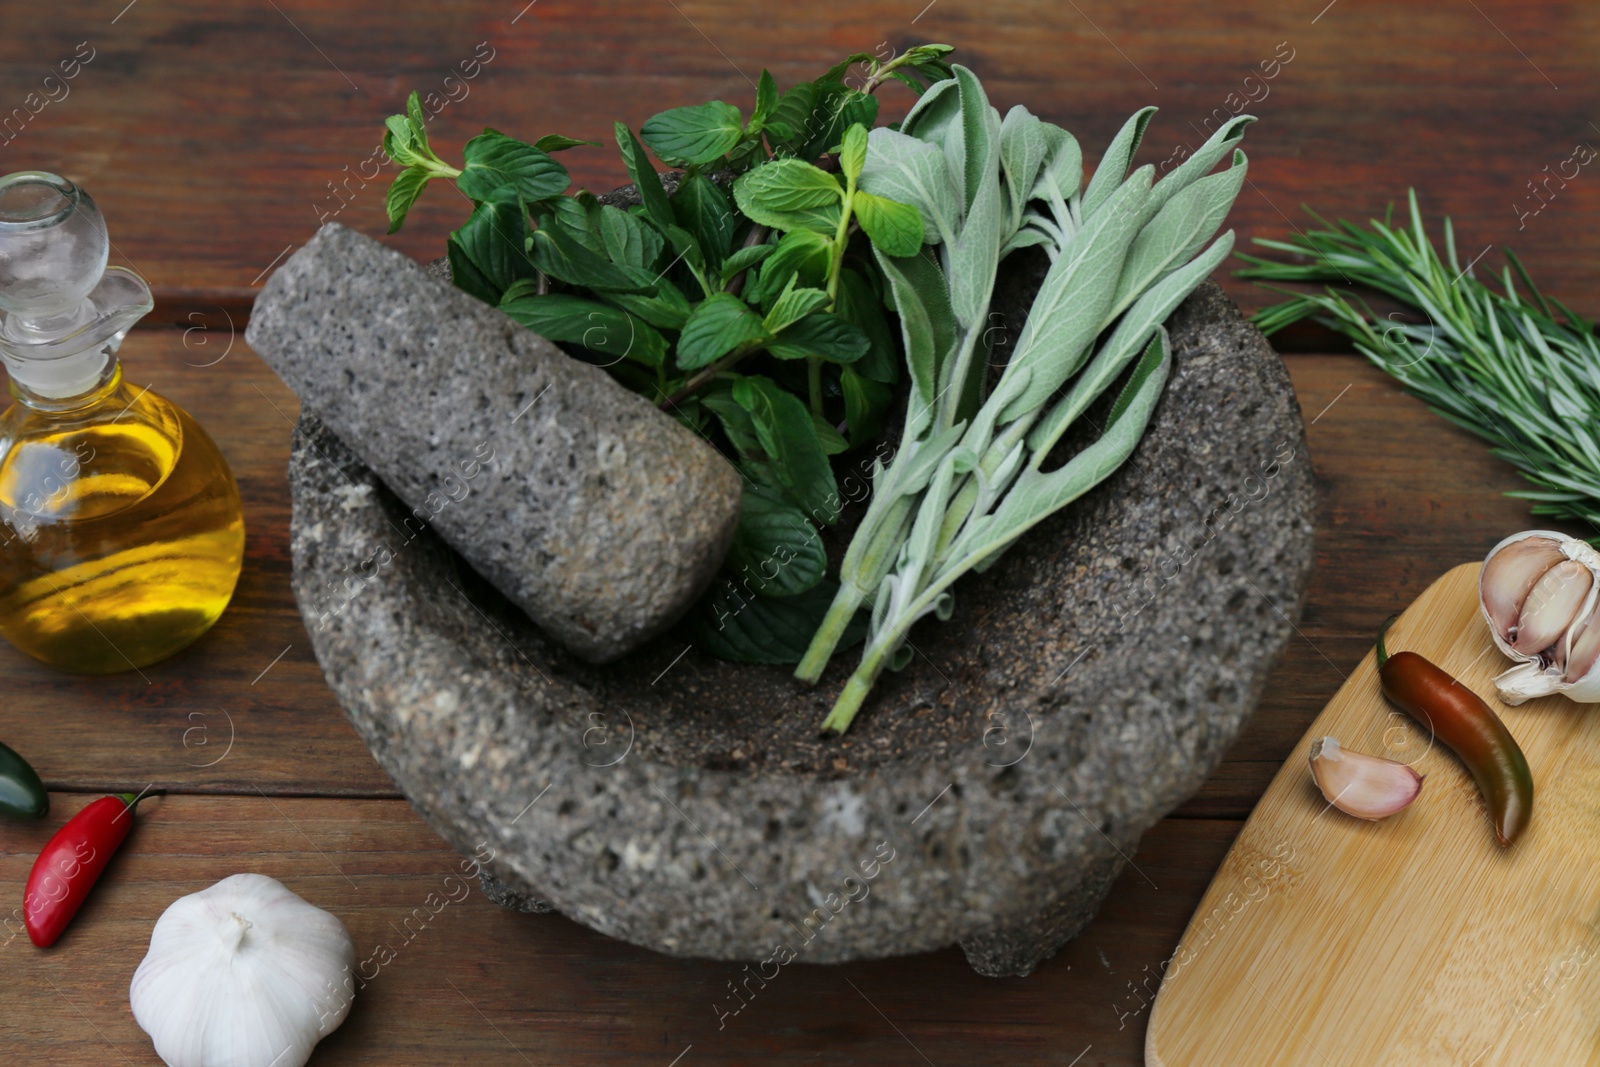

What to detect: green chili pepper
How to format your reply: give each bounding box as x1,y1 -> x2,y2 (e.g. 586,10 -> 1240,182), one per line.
0,741 -> 48,819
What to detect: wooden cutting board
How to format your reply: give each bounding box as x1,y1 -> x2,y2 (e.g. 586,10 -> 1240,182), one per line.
1146,563 -> 1600,1066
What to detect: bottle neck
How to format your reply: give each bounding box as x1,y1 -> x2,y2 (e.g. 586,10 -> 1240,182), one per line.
8,356 -> 122,413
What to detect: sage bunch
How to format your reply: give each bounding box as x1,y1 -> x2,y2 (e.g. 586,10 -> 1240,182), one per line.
795,67 -> 1253,732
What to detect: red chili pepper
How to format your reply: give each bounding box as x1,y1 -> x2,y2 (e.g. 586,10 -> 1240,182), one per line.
1376,617 -> 1534,847
24,791 -> 155,948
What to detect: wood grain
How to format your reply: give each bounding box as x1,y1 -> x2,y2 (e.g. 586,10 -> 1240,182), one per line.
1148,564 -> 1600,1066
0,1 -> 1594,322
0,1 -> 1596,1062
0,795 -> 1237,1065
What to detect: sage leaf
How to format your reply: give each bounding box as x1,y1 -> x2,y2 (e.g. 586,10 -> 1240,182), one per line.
734,375 -> 840,521
953,66 -> 998,217
874,248 -> 956,411
1148,114 -> 1253,211
641,100 -> 745,166
1028,231 -> 1234,455
989,329 -> 1170,542
1109,148 -> 1246,318
614,121 -> 676,228
854,191 -> 925,257
997,168 -> 1153,422
1028,122 -> 1083,217
859,127 -> 960,245
676,293 -> 770,370
999,105 -> 1049,232
1081,105 -> 1158,219
499,291 -> 667,367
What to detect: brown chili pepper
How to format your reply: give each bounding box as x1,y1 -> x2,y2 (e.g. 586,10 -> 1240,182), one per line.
1376,616 -> 1533,846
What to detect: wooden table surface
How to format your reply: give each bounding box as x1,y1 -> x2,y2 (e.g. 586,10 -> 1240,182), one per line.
2,2 -> 1597,1064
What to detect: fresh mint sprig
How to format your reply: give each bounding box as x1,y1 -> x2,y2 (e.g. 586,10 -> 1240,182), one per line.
380,50 -> 949,666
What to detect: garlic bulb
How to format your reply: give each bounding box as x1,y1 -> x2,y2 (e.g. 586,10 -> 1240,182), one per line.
1480,530 -> 1600,704
131,874 -> 356,1067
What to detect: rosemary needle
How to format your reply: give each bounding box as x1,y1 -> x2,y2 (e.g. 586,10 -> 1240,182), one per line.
1240,189 -> 1600,532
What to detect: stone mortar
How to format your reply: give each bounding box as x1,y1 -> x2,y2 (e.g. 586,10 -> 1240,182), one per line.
286,273 -> 1316,976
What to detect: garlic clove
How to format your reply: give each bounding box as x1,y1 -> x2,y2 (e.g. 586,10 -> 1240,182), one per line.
1493,660 -> 1567,706
1512,559 -> 1593,656
1481,534 -> 1566,639
1308,736 -> 1424,820
1565,608 -> 1600,685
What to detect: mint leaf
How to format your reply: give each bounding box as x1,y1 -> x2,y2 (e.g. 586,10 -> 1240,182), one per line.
853,190 -> 924,256
598,204 -> 665,269
528,219 -> 659,293
457,132 -> 569,202
719,243 -> 775,285
841,366 -> 892,444
766,312 -> 870,364
820,53 -> 874,85
614,122 -> 676,229
701,385 -> 763,459
751,69 -> 779,128
688,578 -> 863,664
751,229 -> 831,301
594,285 -> 692,331
734,375 -> 839,521
671,175 -> 736,267
734,159 -> 841,221
834,267 -> 898,383
534,133 -> 600,152
499,290 -> 667,367
838,123 -> 868,183
726,483 -> 827,597
641,101 -> 745,166
767,81 -> 821,153
801,86 -> 878,160
762,276 -> 830,333
384,115 -> 427,167
676,293 -> 770,370
385,166 -> 431,233
811,412 -> 849,455
448,196 -> 533,302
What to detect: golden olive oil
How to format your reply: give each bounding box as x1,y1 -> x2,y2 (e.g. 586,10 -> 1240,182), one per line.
0,376 -> 244,673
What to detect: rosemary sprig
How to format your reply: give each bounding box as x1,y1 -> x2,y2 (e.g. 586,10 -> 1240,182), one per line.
1240,190 -> 1600,531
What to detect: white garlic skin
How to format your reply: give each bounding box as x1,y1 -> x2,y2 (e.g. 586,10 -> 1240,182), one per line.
131,873 -> 356,1067
1480,530 -> 1600,705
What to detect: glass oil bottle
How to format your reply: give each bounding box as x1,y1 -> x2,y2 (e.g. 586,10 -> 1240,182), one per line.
0,171 -> 244,673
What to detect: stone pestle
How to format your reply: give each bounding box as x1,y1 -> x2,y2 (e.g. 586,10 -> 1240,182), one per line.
246,222 -> 741,664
